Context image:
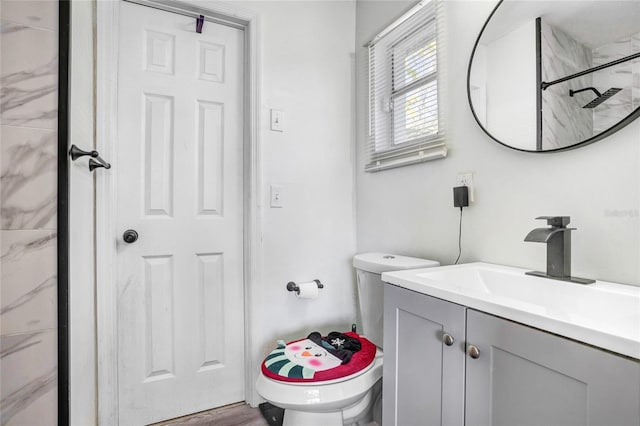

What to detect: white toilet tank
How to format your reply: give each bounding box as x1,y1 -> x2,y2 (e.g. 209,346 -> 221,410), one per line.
353,253 -> 439,348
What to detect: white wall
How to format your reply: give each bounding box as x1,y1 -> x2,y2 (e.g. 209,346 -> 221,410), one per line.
68,0 -> 639,419
485,19 -> 537,150
356,0 -> 640,286
468,44 -> 486,124
219,0 -> 359,404
70,0 -> 357,413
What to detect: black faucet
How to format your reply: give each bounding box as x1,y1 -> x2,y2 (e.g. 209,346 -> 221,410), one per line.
524,216 -> 594,284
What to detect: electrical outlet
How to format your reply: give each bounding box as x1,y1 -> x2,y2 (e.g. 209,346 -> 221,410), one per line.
456,172 -> 475,202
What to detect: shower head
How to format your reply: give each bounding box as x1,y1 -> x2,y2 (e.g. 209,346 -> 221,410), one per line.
582,88 -> 622,108
569,87 -> 622,109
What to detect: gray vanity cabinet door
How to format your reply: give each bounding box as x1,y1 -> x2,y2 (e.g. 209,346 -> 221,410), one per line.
465,309 -> 640,426
383,284 -> 466,426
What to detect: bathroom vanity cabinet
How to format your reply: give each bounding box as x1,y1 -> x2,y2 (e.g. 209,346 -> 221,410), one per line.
383,284 -> 640,426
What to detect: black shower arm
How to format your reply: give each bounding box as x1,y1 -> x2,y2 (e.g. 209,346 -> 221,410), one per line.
541,51 -> 640,91
569,87 -> 601,98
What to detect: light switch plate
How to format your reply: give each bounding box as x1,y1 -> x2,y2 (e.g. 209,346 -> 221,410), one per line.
270,109 -> 284,132
270,185 -> 284,208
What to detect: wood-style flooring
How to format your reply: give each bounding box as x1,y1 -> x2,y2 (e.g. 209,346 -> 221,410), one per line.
151,401 -> 380,426
152,402 -> 269,426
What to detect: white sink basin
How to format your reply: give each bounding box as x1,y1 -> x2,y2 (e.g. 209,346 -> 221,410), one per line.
382,262 -> 640,359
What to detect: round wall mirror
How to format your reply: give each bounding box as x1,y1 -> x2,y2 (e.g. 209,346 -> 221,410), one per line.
467,0 -> 640,152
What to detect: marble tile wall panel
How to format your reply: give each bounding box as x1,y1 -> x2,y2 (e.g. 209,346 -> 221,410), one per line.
1,230 -> 57,335
0,330 -> 57,426
592,35 -> 634,133
1,126 -> 57,229
0,21 -> 58,129
540,21 -> 593,149
0,1 -> 59,422
0,1 -> 58,32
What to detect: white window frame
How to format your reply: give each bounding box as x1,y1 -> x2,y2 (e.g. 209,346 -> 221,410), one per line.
366,0 -> 447,172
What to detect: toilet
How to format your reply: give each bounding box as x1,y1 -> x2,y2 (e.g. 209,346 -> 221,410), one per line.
256,253 -> 439,426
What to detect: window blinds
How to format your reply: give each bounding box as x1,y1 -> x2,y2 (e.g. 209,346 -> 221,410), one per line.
367,0 -> 446,172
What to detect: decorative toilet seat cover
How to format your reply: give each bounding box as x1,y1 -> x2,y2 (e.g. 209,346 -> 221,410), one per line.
261,332 -> 377,383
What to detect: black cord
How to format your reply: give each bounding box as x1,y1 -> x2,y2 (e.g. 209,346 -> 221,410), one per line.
454,207 -> 463,264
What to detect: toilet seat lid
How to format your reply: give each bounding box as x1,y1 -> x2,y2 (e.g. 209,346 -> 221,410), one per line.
261,332 -> 377,383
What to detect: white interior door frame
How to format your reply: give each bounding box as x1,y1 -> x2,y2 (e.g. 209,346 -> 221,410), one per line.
95,1 -> 262,423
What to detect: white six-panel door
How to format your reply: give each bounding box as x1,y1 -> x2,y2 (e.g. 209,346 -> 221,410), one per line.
116,2 -> 244,424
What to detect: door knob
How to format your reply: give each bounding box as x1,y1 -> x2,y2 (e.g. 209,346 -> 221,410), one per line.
123,229 -> 139,244
467,344 -> 480,359
442,333 -> 455,346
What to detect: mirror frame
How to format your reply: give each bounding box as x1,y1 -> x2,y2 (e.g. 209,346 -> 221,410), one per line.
466,0 -> 640,153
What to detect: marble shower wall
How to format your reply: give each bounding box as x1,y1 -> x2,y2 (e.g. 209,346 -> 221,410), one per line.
0,1 -> 58,424
540,20 -> 593,150
592,32 -> 640,133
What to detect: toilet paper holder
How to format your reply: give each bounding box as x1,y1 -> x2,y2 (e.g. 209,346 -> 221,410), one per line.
286,279 -> 324,294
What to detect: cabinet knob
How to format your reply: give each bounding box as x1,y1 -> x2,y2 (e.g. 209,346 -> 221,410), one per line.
442,333 -> 455,346
467,344 -> 480,359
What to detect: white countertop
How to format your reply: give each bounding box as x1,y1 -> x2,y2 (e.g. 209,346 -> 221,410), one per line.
382,262 -> 640,359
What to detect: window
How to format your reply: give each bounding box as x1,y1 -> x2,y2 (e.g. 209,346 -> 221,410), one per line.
366,0 -> 446,172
